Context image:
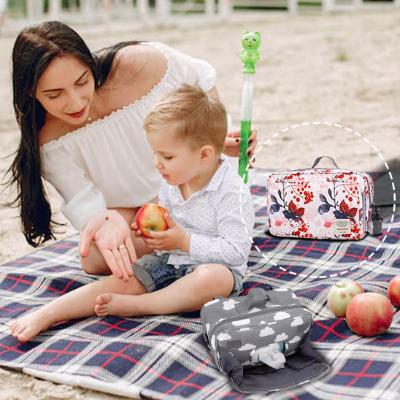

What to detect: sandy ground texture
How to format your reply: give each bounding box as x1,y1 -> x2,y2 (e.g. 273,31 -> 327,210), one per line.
0,8 -> 399,400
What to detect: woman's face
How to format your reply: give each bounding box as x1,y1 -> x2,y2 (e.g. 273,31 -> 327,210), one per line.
35,54 -> 95,125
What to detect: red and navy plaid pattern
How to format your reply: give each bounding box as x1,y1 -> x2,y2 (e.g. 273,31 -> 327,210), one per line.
0,171 -> 399,399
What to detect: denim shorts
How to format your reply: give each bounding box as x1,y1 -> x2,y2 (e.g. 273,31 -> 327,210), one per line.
131,252 -> 244,297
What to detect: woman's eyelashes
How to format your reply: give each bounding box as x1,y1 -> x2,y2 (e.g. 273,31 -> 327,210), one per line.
46,80 -> 88,100
47,91 -> 61,100
76,80 -> 88,87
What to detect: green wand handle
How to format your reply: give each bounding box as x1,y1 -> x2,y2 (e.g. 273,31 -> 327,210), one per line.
239,31 -> 260,183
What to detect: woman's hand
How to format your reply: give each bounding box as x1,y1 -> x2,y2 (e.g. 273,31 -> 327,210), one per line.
80,210 -> 137,281
223,128 -> 258,159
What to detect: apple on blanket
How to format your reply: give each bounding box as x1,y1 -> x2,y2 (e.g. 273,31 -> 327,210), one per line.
327,278 -> 397,337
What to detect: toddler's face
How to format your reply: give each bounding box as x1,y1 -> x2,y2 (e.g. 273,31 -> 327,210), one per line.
147,127 -> 202,186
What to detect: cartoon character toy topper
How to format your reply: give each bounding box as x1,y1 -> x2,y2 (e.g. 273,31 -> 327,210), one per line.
240,31 -> 261,74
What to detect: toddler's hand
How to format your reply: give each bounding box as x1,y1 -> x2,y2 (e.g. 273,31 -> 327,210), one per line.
142,214 -> 190,252
130,222 -> 142,237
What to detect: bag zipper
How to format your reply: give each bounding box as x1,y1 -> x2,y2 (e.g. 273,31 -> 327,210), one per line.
361,192 -> 366,234
349,172 -> 371,235
207,302 -> 303,345
208,303 -> 308,371
272,167 -> 355,180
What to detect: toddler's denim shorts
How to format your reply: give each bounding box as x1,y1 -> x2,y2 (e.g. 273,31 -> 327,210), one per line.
131,252 -> 244,297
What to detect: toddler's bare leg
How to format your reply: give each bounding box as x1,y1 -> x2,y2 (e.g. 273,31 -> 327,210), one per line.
9,274 -> 147,342
95,264 -> 235,317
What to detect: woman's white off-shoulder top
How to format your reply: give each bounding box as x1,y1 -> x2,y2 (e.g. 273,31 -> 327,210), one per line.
39,42 -> 217,231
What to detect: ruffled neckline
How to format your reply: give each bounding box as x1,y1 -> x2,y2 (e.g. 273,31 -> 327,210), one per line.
40,42 -> 170,152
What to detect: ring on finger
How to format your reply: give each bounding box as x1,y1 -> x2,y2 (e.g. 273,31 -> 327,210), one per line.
118,244 -> 127,251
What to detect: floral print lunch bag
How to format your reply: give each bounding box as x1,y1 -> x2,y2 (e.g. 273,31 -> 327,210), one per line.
266,157 -> 382,240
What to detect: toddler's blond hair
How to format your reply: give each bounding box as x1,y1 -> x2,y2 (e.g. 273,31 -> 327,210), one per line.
144,84 -> 227,153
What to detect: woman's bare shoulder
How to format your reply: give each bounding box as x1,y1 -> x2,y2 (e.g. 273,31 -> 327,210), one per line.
110,43 -> 167,86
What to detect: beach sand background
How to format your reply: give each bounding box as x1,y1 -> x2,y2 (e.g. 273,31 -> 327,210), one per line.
0,8 -> 399,399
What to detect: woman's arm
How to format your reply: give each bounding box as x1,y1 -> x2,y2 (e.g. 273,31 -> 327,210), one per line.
41,144 -> 136,280
207,86 -> 258,159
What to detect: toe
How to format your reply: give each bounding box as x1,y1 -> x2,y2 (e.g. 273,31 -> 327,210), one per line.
95,305 -> 108,317
17,333 -> 28,342
16,326 -> 30,342
9,321 -> 18,335
96,293 -> 113,306
14,323 -> 25,336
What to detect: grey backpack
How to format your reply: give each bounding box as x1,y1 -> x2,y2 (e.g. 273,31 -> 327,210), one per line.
200,287 -> 330,393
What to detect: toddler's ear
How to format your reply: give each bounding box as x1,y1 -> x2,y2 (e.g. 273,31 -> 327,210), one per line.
200,145 -> 215,160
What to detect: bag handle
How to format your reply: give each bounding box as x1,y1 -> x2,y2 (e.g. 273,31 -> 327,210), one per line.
235,288 -> 270,314
311,156 -> 339,169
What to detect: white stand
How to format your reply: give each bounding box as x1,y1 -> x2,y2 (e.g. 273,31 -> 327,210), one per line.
48,0 -> 61,19
219,0 -> 232,18
205,0 -> 214,16
156,0 -> 170,20
288,0 -> 297,15
137,0 -> 149,18
322,0 -> 334,12
81,0 -> 97,22
27,0 -> 44,21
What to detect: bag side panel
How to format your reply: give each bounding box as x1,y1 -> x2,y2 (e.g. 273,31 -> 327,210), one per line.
267,169 -> 367,240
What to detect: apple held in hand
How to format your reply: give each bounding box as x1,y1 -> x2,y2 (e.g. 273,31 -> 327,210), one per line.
327,280 -> 364,317
135,203 -> 168,238
346,293 -> 394,337
388,275 -> 400,307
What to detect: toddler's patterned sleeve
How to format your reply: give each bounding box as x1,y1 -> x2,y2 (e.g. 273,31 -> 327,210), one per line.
189,183 -> 255,267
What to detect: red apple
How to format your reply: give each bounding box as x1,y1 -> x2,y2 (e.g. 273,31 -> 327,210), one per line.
135,203 -> 168,238
327,280 -> 364,317
388,275 -> 400,307
346,293 -> 394,337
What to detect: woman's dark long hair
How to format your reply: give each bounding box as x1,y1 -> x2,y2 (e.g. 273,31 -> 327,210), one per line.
5,20 -> 138,247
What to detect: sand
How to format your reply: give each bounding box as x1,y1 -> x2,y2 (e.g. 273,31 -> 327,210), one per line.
0,8 -> 399,399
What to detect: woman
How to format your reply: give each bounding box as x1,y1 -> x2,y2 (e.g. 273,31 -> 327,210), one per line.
7,21 -> 257,280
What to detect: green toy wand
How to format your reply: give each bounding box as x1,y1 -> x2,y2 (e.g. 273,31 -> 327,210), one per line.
239,31 -> 260,183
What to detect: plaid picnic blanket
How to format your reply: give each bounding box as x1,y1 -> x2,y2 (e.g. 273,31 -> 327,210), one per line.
0,172 -> 399,400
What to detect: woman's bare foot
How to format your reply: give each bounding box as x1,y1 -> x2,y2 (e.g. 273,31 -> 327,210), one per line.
94,293 -> 137,317
9,309 -> 53,342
